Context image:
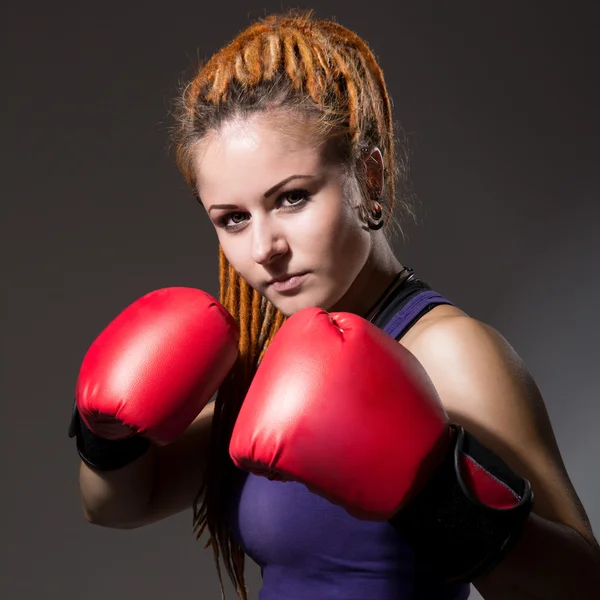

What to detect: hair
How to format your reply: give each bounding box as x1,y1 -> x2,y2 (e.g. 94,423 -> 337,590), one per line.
169,9 -> 414,599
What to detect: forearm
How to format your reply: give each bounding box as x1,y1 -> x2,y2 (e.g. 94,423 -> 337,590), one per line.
78,447 -> 155,528
474,512 -> 600,600
78,410 -> 212,528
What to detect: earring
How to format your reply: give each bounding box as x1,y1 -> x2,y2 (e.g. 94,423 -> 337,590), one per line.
366,200 -> 384,231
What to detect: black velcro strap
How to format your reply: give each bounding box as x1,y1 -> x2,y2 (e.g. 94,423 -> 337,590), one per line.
389,425 -> 533,582
68,401 -> 151,471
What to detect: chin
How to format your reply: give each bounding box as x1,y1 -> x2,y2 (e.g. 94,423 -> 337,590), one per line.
270,297 -> 312,317
270,290 -> 338,317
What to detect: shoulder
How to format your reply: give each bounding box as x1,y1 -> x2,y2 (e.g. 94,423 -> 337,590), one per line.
403,308 -> 529,410
402,303 -> 510,358
401,307 -> 548,448
401,307 -> 596,543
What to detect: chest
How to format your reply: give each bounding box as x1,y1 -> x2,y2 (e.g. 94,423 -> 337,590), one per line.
226,469 -> 412,570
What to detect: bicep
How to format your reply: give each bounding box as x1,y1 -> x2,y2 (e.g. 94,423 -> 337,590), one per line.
410,316 -> 597,546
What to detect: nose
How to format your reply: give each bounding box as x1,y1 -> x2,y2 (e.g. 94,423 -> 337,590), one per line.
250,216 -> 288,265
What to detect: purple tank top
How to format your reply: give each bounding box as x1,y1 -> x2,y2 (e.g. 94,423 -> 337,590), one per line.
226,284 -> 471,599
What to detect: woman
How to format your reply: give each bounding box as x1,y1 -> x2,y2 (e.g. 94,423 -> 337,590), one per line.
72,10 -> 600,600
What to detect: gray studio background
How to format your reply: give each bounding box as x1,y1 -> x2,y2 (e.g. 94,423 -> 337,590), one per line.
2,1 -> 599,598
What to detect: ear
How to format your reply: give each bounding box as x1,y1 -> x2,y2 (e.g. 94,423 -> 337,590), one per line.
359,147 -> 385,198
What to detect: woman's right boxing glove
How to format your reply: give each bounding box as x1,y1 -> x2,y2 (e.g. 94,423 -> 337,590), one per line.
69,287 -> 239,470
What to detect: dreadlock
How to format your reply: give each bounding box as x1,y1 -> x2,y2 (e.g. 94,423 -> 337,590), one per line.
169,9 -> 412,599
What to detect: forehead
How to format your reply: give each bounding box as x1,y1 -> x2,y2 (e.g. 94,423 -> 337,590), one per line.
193,114 -> 325,200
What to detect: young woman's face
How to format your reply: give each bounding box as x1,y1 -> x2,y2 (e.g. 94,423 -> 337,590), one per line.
194,114 -> 373,316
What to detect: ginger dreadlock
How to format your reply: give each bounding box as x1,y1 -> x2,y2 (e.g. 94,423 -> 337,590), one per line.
170,10 -> 412,599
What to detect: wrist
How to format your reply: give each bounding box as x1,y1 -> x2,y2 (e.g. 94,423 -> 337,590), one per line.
389,424 -> 533,582
69,402 -> 151,471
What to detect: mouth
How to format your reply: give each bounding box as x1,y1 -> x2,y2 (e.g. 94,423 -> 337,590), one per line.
267,272 -> 309,293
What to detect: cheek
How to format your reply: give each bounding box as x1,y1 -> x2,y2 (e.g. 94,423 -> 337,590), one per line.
327,201 -> 371,268
215,231 -> 251,278
297,193 -> 371,274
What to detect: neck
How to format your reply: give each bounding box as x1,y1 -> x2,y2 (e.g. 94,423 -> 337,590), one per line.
329,235 -> 405,318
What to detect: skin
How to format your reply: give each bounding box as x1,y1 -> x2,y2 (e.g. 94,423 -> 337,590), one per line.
194,113 -> 402,319
193,112 -> 600,599
79,110 -> 600,599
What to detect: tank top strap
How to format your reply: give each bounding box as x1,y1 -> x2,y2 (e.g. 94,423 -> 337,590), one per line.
370,272 -> 453,340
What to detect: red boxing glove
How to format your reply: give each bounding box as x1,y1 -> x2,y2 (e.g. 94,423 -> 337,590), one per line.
230,307 -> 450,518
76,287 -> 239,448
230,307 -> 532,581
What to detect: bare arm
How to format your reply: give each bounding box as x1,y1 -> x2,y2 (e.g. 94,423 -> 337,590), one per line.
79,402 -> 214,529
406,312 -> 600,599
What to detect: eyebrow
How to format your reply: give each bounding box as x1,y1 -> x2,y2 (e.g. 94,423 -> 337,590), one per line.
206,174 -> 315,214
263,174 -> 314,198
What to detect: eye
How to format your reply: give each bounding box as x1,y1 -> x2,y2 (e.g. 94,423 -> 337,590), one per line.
218,211 -> 248,230
215,189 -> 311,232
279,189 -> 311,208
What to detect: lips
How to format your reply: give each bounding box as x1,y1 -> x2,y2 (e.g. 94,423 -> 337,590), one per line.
267,272 -> 309,292
267,272 -> 306,285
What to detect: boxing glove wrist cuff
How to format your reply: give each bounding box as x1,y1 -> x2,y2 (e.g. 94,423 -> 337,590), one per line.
388,424 -> 533,583
68,402 -> 151,471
